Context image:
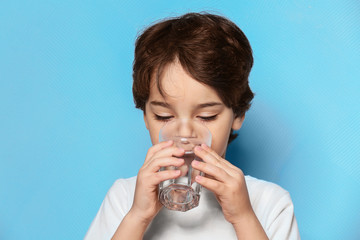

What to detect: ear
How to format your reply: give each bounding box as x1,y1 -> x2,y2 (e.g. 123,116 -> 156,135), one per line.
232,114 -> 245,131
143,112 -> 149,130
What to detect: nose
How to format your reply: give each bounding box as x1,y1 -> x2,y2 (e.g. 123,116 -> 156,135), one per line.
175,119 -> 196,138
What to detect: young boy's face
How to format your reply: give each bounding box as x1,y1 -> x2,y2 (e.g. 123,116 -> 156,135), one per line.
144,60 -> 244,157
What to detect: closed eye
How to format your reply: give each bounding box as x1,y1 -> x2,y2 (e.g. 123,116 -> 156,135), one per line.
198,115 -> 218,121
154,114 -> 173,122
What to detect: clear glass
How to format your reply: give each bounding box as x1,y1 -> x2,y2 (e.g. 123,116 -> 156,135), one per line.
158,119 -> 212,212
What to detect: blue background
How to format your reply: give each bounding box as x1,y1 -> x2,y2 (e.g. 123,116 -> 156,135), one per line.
1,1 -> 359,239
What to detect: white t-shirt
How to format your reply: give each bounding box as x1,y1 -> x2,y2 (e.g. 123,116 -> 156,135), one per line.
84,176 -> 300,240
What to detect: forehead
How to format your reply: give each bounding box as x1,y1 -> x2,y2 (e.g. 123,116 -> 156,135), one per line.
148,61 -> 222,104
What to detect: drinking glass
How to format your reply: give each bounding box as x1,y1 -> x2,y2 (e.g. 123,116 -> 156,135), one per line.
158,119 -> 212,212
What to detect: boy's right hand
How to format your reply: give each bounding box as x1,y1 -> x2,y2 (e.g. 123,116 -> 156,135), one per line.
128,140 -> 185,225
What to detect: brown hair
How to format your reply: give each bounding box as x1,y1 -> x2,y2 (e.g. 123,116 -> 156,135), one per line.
132,12 -> 254,142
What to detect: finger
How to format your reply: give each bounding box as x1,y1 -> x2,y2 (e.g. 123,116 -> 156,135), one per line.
194,145 -> 222,167
178,164 -> 189,177
200,144 -> 238,171
152,145 -> 185,159
191,160 -> 231,183
194,146 -> 241,180
201,144 -> 222,161
194,175 -> 224,194
151,170 -> 181,185
147,157 -> 184,172
145,140 -> 174,163
144,146 -> 185,168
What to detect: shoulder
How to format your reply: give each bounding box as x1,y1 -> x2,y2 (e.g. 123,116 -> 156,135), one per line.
106,176 -> 137,210
245,175 -> 289,201
84,176 -> 137,240
245,175 -> 292,215
111,176 -> 137,193
245,176 -> 300,239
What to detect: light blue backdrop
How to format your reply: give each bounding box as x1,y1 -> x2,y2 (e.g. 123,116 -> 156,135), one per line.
1,1 -> 359,239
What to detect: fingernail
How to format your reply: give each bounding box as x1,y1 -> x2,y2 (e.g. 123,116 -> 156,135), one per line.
201,143 -> 209,149
195,146 -> 202,152
177,158 -> 184,162
195,175 -> 202,181
192,160 -> 200,166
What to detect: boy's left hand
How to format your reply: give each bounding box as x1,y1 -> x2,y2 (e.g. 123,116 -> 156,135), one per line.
192,143 -> 254,225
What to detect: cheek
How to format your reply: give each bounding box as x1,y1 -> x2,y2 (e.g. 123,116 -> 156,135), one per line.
147,122 -> 163,145
144,113 -> 161,145
149,128 -> 160,145
208,125 -> 232,157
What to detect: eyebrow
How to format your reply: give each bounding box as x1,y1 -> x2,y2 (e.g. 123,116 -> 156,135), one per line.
150,101 -> 170,108
150,101 -> 223,109
197,102 -> 223,108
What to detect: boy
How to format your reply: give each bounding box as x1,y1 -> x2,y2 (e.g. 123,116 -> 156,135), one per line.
85,12 -> 300,239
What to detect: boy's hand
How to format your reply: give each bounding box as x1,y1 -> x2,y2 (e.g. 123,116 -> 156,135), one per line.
129,140 -> 185,224
192,144 -> 253,225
